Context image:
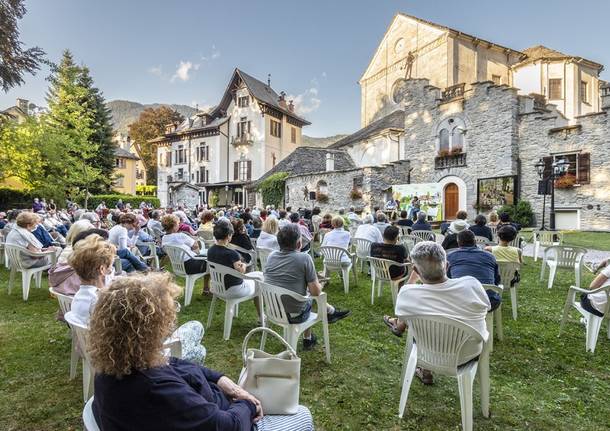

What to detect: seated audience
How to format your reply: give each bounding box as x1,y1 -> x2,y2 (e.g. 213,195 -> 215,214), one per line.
371,225 -> 409,281
290,212 -> 313,252
174,210 -> 197,236
447,230 -> 502,311
498,212 -> 521,231
251,217 -> 263,239
395,210 -> 413,227
321,216 -> 352,263
337,208 -> 350,228
354,214 -> 383,244
311,207 -> 322,229
0,211 -> 7,229
441,219 -> 469,251
147,210 -> 164,238
347,207 -> 362,226
264,224 -> 350,350
485,225 -> 522,264
6,212 -> 56,268
57,220 -> 96,264
469,214 -> 493,241
230,218 -> 254,263
89,273 -> 313,431
196,210 -> 215,240
581,258 -> 610,318
440,210 -> 468,235
411,211 -> 432,232
373,211 -> 391,236
278,209 -> 290,229
488,211 -> 499,228
319,213 -> 333,230
392,241 -> 491,384
257,217 -> 280,251
108,213 -> 148,272
161,214 -> 207,275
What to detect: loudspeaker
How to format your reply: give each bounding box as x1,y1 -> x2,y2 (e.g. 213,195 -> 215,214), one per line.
309,191 -> 317,200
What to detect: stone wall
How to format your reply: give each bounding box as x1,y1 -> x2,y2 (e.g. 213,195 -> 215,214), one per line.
285,160 -> 411,213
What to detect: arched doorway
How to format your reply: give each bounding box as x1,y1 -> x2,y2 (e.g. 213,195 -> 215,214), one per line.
444,183 -> 459,220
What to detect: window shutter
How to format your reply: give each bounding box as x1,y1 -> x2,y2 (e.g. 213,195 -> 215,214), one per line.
247,121 -> 251,134
234,161 -> 238,180
578,153 -> 590,184
247,160 -> 252,180
543,156 -> 553,179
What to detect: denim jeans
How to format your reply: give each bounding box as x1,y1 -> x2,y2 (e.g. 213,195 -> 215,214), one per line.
117,248 -> 148,272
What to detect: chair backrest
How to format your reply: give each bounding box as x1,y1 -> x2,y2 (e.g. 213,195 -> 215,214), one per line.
4,244 -> 30,271
353,238 -> 374,259
64,313 -> 92,363
319,245 -> 350,267
481,283 -> 504,296
349,225 -> 359,239
49,287 -> 73,315
83,397 -> 101,431
256,247 -> 274,271
368,256 -> 409,282
197,230 -> 214,242
475,235 -> 492,245
163,245 -> 189,276
398,225 -> 412,236
534,230 -> 563,246
207,261 -> 246,297
258,280 -> 309,326
546,245 -> 587,269
489,225 -> 498,241
319,228 -> 331,241
401,315 -> 484,375
411,230 -> 435,242
497,262 -> 521,289
508,236 -> 522,248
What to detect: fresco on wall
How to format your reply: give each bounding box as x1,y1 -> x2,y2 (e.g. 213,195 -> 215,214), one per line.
477,176 -> 517,210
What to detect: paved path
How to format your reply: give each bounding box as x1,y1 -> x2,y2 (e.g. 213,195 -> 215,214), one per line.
522,243 -> 610,263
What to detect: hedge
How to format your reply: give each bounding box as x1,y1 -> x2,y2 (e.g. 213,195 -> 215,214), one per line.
0,187 -> 36,210
86,194 -> 160,209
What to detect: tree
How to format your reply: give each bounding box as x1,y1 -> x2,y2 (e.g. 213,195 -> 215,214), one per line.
0,116 -> 44,185
129,106 -> 184,185
0,0 -> 45,92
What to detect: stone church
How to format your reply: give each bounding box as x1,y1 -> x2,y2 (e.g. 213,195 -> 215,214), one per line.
285,12 -> 610,231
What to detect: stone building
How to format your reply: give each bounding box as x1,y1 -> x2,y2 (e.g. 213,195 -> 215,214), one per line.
152,68 -> 310,208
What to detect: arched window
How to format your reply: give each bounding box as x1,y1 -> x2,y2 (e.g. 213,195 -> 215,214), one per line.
439,129 -> 450,152
452,128 -> 464,151
316,180 -> 328,195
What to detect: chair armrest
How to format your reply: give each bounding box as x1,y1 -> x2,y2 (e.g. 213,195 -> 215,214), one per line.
568,285 -> 608,295
311,292 -> 328,314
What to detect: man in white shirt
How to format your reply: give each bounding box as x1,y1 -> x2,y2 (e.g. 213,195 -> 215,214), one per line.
108,213 -> 148,272
389,241 -> 490,384
354,214 -> 383,244
347,207 -> 362,226
322,216 -> 352,263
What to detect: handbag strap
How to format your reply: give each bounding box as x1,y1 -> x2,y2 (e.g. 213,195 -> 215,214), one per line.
241,327 -> 298,366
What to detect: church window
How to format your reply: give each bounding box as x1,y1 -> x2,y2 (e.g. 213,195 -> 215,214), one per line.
439,129 -> 450,152
580,81 -> 589,104
549,79 -> 563,100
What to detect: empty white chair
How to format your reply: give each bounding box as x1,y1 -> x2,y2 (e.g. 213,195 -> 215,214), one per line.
206,261 -> 261,340
397,315 -> 490,430
83,397 -> 101,431
64,313 -> 94,402
540,245 -> 587,290
482,284 -> 503,351
5,244 -> 54,301
258,281 -> 331,363
410,230 -> 436,242
256,246 -> 274,271
497,262 -> 521,320
227,243 -> 258,272
532,230 -> 563,262
559,284 -> 610,353
353,238 -> 373,272
319,245 -> 357,294
163,245 -> 207,307
367,256 -> 410,306
49,287 -> 79,379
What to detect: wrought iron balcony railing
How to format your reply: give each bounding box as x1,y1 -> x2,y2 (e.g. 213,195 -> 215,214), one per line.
434,152 -> 467,170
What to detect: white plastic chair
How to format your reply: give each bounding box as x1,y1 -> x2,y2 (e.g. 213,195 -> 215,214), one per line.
83,397 -> 100,431
49,287 -> 79,379
532,230 -> 563,262
134,241 -> 160,270
0,232 -> 5,267
482,284 -> 504,352
559,284 -> 610,353
411,230 -> 436,242
489,225 -> 498,242
64,313 -> 94,402
319,245 -> 357,294
398,225 -> 412,237
397,315 -> 490,430
353,238 -> 373,272
227,243 -> 257,271
206,261 -> 261,340
475,236 -> 496,247
197,231 -> 216,250
497,262 -> 521,320
258,281 -> 331,363
256,246 -> 274,271
367,256 -> 410,306
5,244 -> 54,301
540,245 -> 587,290
163,245 -> 207,307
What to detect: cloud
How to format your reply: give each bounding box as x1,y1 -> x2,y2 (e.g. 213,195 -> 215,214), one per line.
321,71 -> 327,79
148,65 -> 163,77
211,44 -> 221,59
171,61 -> 200,82
288,87 -> 321,116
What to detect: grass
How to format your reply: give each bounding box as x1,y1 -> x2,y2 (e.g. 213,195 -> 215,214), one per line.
1,251 -> 609,430
519,230 -> 610,251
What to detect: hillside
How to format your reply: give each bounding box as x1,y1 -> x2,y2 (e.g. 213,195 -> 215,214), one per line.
302,134 -> 347,148
107,100 -> 197,134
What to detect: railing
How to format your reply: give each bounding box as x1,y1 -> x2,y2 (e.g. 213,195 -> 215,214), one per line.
434,152 -> 467,170
441,83 -> 465,102
231,132 -> 254,146
602,86 -> 610,97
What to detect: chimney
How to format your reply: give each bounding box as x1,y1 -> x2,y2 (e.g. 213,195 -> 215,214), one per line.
325,153 -> 335,171
602,84 -> 610,110
278,91 -> 288,109
16,98 -> 29,114
288,100 -> 295,112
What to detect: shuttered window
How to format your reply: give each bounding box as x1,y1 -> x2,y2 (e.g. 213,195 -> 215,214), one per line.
549,79 -> 562,100
550,153 -> 591,184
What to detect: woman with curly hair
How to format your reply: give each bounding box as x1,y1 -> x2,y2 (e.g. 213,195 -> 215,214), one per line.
89,273 -> 313,431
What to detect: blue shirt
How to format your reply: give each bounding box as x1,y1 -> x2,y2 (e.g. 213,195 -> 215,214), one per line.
447,246 -> 500,285
412,221 -> 432,231
32,224 -> 54,248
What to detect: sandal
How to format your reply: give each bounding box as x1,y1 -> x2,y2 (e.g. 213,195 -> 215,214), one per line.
383,315 -> 404,337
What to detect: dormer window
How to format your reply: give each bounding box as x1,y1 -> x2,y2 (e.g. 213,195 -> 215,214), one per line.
238,96 -> 250,108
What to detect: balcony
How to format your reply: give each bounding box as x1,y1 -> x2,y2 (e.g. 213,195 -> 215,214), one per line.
441,83 -> 465,103
435,152 -> 467,170
231,132 -> 254,146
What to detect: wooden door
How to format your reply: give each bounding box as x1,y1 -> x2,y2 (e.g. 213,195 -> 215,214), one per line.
444,183 -> 459,220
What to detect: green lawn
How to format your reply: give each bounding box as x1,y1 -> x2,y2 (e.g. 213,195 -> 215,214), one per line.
1,252 -> 609,430
519,229 -> 610,251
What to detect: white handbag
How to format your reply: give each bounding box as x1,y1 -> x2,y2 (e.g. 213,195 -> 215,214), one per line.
238,327 -> 301,415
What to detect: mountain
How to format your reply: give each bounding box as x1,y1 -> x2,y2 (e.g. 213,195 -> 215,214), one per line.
107,100 -> 197,134
302,134 -> 348,148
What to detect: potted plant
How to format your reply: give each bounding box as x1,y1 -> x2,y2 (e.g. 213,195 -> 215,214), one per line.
555,173 -> 576,189
437,149 -> 450,157
450,147 -> 463,155
350,189 -> 363,200
316,193 -> 329,203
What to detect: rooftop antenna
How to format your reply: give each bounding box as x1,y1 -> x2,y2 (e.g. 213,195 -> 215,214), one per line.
267,74 -> 271,87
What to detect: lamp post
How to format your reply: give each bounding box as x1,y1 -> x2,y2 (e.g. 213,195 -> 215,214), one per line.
535,157 -> 570,230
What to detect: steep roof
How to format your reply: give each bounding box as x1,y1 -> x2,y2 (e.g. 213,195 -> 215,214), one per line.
114,146 -> 140,160
330,110 -> 405,149
517,45 -> 603,70
253,146 -> 356,185
214,68 -> 311,126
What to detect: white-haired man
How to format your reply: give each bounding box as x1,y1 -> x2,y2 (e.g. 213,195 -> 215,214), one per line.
385,241 -> 490,384
354,214 -> 383,244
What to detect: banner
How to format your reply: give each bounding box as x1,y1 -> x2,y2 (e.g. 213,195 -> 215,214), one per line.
391,183 -> 443,221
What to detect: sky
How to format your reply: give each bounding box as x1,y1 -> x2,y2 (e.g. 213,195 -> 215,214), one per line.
2,0 -> 610,137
